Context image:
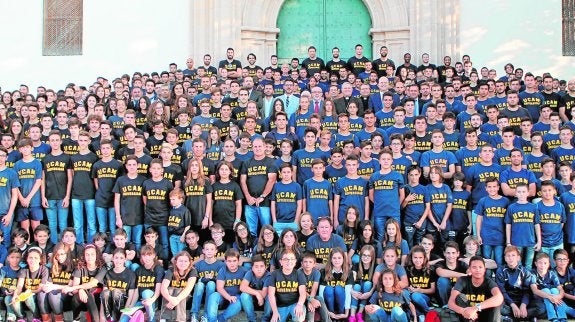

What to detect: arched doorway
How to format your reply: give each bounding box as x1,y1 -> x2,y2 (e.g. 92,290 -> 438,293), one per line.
276,0 -> 373,63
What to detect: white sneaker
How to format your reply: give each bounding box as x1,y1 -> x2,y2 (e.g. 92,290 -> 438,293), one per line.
200,316 -> 208,322
190,315 -> 199,322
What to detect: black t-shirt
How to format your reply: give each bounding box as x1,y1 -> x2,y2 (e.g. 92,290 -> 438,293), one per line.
49,265 -> 74,286
218,59 -> 242,75
213,118 -> 238,140
167,205 -> 192,235
71,152 -> 99,199
347,56 -> 370,76
42,152 -> 71,200
372,58 -> 396,77
62,138 -> 80,156
146,136 -> 164,158
90,139 -> 121,159
73,266 -> 107,293
135,264 -> 164,297
92,158 -> 123,207
296,230 -> 315,249
163,164 -> 183,186
212,181 -> 243,230
163,268 -> 198,289
319,269 -> 354,287
434,259 -> 469,283
105,268 -> 136,293
142,178 -> 173,225
184,179 -> 214,226
453,275 -> 498,306
269,269 -> 306,307
326,59 -> 347,74
112,175 -> 146,225
240,157 -> 277,207
301,57 -> 325,77
406,267 -> 437,289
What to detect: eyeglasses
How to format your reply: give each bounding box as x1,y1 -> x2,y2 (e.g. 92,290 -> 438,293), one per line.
264,231 -> 274,236
556,258 -> 569,261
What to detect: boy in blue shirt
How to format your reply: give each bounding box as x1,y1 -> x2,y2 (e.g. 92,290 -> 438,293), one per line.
239,254 -> 271,322
333,155 -> 369,230
401,165 -> 427,248
302,159 -> 333,224
271,163 -> 303,235
14,138 -> 43,241
0,146 -> 19,246
560,172 -> 575,263
369,148 -> 404,241
191,240 -> 225,322
537,180 -> 567,267
505,183 -> 541,269
475,176 -> 509,266
206,248 -> 248,322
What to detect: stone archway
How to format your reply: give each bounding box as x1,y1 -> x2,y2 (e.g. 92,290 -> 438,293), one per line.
239,0 -> 411,63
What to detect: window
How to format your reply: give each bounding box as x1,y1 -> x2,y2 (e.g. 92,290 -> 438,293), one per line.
563,0 -> 575,56
43,0 -> 83,56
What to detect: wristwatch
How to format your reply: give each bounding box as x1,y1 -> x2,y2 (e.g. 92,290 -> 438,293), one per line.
475,303 -> 482,312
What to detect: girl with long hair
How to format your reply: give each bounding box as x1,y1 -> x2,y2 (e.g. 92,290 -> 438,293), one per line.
320,247 -> 352,320
365,269 -> 416,322
253,224 -> 278,268
160,251 -> 197,322
350,245 -> 377,322
69,244 -> 107,322
405,246 -> 436,320
233,221 -> 255,267
184,158 -> 213,237
382,218 -> 410,266
270,228 -> 302,271
38,242 -> 74,322
11,247 -> 48,321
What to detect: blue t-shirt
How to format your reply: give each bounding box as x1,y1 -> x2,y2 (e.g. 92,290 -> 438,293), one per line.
475,196 -> 510,246
455,147 -> 481,178
292,149 -> 326,185
14,159 -> 43,207
543,132 -> 561,154
216,266 -> 247,296
443,131 -> 460,152
560,190 -> 575,244
500,168 -> 537,191
333,132 -> 359,149
0,167 -> 20,215
243,270 -> 271,291
535,178 -> 566,198
303,178 -> 333,222
403,184 -> 427,225
420,150 -> 457,174
375,110 -> 395,130
348,117 -> 364,134
333,176 -> 368,222
369,170 -> 404,219
305,234 -> 346,264
466,163 -> 503,205
325,165 -> 347,186
289,110 -> 313,139
391,155 -> 413,179
526,153 -> 549,179
192,259 -> 225,283
271,181 -> 303,222
358,158 -> 380,179
451,190 -> 471,231
537,200 -> 566,247
424,183 -> 453,225
550,146 -> 575,165
357,128 -> 389,146
505,202 -> 540,247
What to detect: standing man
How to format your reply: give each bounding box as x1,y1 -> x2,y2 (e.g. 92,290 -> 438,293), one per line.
240,137 -> 278,238
372,46 -> 395,78
347,44 -> 370,76
219,48 -> 242,80
326,47 -> 347,74
301,46 -> 325,77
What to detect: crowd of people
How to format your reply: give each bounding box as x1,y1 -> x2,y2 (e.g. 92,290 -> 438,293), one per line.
0,43 -> 574,322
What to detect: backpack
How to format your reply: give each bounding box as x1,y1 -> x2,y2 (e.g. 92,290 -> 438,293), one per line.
425,307 -> 460,322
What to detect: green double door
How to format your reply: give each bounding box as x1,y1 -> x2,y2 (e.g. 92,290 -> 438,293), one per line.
276,0 -> 373,63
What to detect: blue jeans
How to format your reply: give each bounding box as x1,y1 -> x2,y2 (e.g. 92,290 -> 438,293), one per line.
96,207 -> 116,237
5,295 -> 16,320
351,281 -> 373,309
123,225 -> 143,251
169,234 -> 186,257
206,292 -> 243,322
368,306 -> 408,322
240,292 -> 272,321
269,302 -> 304,322
119,289 -> 156,322
403,223 -> 426,249
541,288 -> 567,320
410,292 -> 431,315
323,285 -> 345,314
0,213 -> 14,246
374,216 -> 398,241
517,246 -> 535,270
145,224 -> 168,260
245,205 -> 271,237
273,222 -> 298,236
436,277 -> 453,306
12,293 -> 37,318
482,244 -> 504,266
45,199 -> 69,244
191,280 -> 216,316
71,198 -> 96,244
541,244 -> 564,268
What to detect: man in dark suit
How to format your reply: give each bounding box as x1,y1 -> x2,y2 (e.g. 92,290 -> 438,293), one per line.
334,82 -> 363,116
243,76 -> 262,103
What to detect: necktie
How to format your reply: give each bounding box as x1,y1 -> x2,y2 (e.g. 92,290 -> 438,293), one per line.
286,96 -> 290,107
314,101 -> 319,114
